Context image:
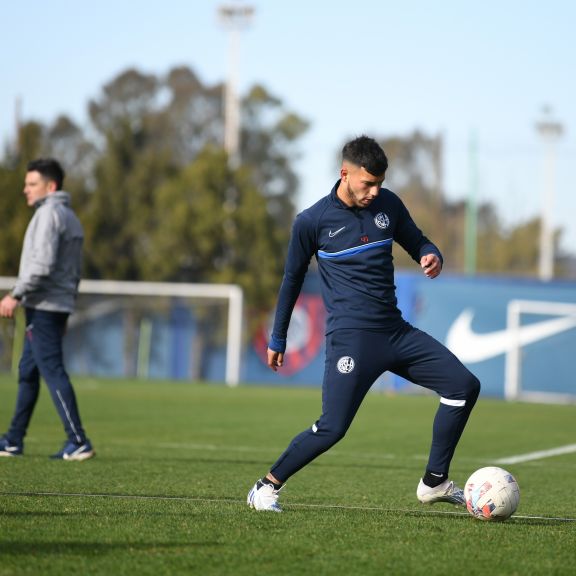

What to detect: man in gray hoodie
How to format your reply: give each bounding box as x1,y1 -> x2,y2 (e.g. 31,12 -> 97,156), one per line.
0,158 -> 94,461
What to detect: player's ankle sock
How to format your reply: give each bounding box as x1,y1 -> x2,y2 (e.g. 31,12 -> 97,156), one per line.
423,471 -> 447,488
261,477 -> 283,490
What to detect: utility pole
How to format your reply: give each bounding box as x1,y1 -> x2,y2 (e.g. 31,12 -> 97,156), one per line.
218,2 -> 254,168
535,107 -> 563,281
465,130 -> 479,275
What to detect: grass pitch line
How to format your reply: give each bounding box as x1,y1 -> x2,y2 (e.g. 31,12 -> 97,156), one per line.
494,443 -> 576,465
2,490 -> 575,522
155,442 -> 401,460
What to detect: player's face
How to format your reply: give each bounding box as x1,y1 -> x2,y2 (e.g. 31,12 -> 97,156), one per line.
340,163 -> 384,208
23,171 -> 56,206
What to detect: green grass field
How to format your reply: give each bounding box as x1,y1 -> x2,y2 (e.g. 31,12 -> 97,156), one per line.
0,376 -> 575,575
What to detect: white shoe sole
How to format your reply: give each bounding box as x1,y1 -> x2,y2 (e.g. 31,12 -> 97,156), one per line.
62,450 -> 95,461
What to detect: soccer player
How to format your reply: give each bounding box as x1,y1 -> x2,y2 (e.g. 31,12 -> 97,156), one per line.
248,136 -> 480,512
0,158 -> 94,461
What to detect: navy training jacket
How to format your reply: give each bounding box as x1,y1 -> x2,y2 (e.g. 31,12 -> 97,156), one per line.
269,180 -> 443,353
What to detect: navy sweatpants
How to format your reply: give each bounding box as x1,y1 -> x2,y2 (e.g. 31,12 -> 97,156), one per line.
6,307 -> 87,445
270,323 -> 480,482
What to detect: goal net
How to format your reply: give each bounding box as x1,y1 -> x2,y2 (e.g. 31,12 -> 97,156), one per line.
0,278 -> 243,386
504,299 -> 576,403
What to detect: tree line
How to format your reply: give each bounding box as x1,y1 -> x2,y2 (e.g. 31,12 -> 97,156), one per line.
0,66 -> 309,333
0,65 -> 572,337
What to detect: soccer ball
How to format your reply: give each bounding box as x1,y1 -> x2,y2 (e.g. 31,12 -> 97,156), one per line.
464,466 -> 520,521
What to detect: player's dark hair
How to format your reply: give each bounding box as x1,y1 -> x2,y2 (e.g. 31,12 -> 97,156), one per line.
27,158 -> 65,190
342,135 -> 388,176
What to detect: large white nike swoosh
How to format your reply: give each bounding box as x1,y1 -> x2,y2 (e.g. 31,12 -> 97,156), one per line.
446,308 -> 576,363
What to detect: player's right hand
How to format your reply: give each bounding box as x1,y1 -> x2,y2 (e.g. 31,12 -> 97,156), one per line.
0,294 -> 19,318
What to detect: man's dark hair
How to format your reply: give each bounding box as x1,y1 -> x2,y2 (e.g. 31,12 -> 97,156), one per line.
27,158 -> 65,190
342,135 -> 388,176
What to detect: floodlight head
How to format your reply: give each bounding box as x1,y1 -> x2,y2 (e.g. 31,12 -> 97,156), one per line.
218,3 -> 255,29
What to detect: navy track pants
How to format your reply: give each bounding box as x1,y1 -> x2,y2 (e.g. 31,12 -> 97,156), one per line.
270,323 -> 480,482
7,307 -> 87,445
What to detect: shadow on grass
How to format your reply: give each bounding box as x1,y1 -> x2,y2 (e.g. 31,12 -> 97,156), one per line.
0,508 -> 221,519
502,517 -> 576,527
0,540 -> 224,556
0,491 -> 243,512
397,509 -> 576,527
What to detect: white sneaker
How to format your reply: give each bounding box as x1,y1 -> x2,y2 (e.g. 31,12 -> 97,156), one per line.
247,479 -> 283,512
417,478 -> 466,506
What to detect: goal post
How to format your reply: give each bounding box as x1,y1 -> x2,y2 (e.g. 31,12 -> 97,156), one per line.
504,299 -> 576,403
0,277 -> 244,386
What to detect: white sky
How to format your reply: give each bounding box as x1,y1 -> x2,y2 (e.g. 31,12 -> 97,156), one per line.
1,0 -> 574,252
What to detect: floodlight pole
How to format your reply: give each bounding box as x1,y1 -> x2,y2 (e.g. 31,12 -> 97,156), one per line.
218,3 -> 254,168
535,107 -> 563,282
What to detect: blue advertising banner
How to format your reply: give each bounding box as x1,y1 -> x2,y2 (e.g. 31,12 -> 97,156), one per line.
246,272 -> 576,399
416,274 -> 576,398
58,273 -> 575,400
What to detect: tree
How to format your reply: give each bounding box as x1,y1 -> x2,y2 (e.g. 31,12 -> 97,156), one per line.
80,66 -> 307,296
144,146 -> 286,317
0,115 -> 97,275
89,68 -> 159,139
161,66 -> 224,166
0,122 -> 44,274
44,115 -> 97,191
81,119 -> 175,280
477,214 -> 541,276
241,85 -> 309,225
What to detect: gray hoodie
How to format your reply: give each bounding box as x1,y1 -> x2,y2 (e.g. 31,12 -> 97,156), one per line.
12,191 -> 83,313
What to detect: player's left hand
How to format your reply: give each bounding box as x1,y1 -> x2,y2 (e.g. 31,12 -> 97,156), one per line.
0,294 -> 19,318
420,254 -> 442,279
267,348 -> 284,372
